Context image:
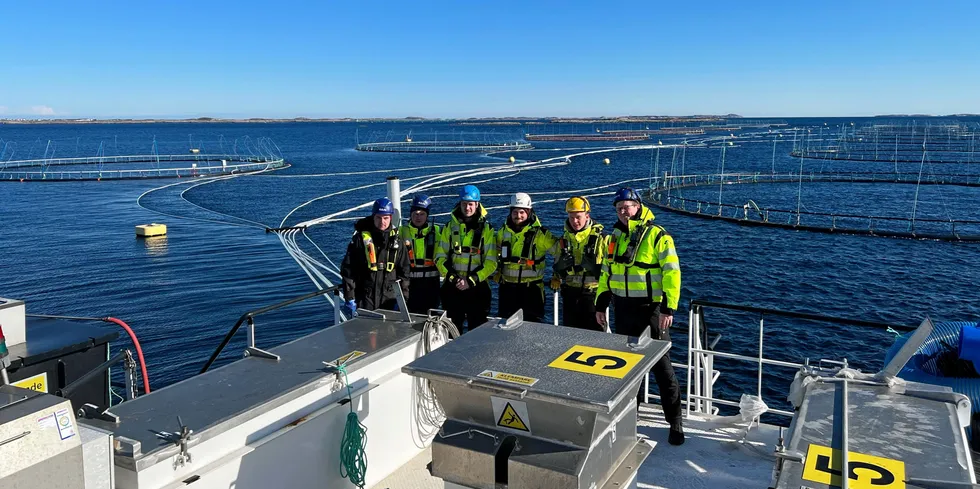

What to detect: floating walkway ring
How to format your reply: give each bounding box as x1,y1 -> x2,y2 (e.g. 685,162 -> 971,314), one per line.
646,171 -> 980,242
0,154 -> 289,181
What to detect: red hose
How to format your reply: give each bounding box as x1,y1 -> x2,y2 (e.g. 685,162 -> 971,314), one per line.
104,317 -> 151,394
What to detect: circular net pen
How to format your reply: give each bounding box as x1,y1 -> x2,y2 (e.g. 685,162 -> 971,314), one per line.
789,122 -> 980,164
0,136 -> 288,181
355,131 -> 531,153
645,171 -> 980,241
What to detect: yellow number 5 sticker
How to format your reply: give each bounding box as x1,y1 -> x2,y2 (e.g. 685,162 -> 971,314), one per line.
548,345 -> 645,379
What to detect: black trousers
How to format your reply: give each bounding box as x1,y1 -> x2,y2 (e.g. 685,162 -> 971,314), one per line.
407,277 -> 440,314
560,285 -> 604,331
440,280 -> 491,332
497,281 -> 545,322
612,297 -> 682,425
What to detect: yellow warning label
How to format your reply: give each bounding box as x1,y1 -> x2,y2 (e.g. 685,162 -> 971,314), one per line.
802,443 -> 906,489
13,373 -> 48,393
547,345 -> 645,379
333,350 -> 366,366
477,370 -> 539,386
497,402 -> 529,432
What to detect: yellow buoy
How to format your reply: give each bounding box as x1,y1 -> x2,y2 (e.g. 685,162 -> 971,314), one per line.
509,156 -> 516,163
603,158 -> 611,165
136,223 -> 167,238
189,148 -> 200,154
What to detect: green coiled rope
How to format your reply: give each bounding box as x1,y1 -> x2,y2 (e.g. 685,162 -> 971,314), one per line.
337,363 -> 368,488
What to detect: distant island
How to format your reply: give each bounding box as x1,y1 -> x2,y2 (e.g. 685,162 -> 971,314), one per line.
2,113 -> 976,125
0,115 -> 742,125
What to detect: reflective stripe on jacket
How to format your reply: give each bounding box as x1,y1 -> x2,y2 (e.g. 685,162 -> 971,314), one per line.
434,204 -> 497,282
340,217 -> 411,310
596,205 -> 680,309
495,217 -> 556,284
399,223 -> 442,279
554,220 -> 606,289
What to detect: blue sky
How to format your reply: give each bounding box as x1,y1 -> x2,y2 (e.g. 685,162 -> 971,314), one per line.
2,1 -> 978,118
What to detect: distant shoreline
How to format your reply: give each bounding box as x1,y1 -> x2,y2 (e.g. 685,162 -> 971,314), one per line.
0,115 -> 743,125
1,114 -> 976,125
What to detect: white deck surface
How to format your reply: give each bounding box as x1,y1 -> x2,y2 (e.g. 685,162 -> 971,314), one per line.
375,404 -> 781,489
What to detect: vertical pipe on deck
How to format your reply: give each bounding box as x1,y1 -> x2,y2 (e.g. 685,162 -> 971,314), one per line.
386,176 -> 402,226
553,291 -> 559,326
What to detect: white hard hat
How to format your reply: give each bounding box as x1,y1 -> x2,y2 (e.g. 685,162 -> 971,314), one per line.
510,192 -> 533,209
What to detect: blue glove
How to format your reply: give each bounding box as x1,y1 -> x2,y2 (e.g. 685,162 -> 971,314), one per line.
392,302 -> 399,312
344,299 -> 358,318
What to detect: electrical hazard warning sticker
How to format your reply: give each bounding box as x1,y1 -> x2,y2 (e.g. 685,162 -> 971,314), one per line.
332,350 -> 366,366
477,370 -> 539,387
802,443 -> 906,489
490,396 -> 531,433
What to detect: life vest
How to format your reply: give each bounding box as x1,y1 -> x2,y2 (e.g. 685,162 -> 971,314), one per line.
598,205 -> 680,304
434,204 -> 498,283
498,222 -> 547,284
400,223 -> 440,279
362,229 -> 399,273
555,221 -> 604,287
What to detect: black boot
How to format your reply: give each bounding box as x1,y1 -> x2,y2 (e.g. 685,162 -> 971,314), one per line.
668,422 -> 685,446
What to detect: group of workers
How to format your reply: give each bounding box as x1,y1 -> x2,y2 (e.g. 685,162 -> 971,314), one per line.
339,184 -> 685,445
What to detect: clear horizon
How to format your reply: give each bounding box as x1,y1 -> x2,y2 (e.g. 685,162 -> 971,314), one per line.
3,1 -> 978,119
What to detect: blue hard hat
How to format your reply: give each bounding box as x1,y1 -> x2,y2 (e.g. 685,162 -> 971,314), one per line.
372,197 -> 394,216
410,194 -> 433,212
612,187 -> 642,205
459,185 -> 481,202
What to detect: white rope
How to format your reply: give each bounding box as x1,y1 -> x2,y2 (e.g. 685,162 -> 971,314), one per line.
277,144 -> 666,294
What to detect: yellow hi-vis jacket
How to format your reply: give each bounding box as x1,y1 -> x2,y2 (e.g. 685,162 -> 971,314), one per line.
596,205 -> 681,311
435,204 -> 497,285
495,216 -> 557,284
399,222 -> 442,279
554,220 -> 607,289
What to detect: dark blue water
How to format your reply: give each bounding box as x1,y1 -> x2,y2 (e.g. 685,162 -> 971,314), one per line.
3,119 -> 979,412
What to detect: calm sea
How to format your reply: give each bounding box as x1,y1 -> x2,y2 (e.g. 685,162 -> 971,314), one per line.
2,118 -> 979,409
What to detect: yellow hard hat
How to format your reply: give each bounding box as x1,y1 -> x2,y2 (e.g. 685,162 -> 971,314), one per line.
565,196 -> 591,213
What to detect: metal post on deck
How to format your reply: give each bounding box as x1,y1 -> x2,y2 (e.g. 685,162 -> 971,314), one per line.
386,176 -> 402,226
245,317 -> 280,361
333,289 -> 343,325
841,378 -> 851,489
687,308 -> 693,416
758,317 -> 765,399
553,290 -> 560,326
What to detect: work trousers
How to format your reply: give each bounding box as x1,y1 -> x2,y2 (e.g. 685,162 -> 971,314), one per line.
560,285 -> 604,331
612,297 -> 682,425
407,277 -> 441,314
440,280 -> 491,333
497,281 -> 545,323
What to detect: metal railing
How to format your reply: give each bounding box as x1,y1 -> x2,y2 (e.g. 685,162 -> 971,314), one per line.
200,286 -> 343,374
684,299 -> 917,419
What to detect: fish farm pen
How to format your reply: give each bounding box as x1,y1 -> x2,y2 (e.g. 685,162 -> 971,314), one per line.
523,133 -> 651,142
644,171 -> 980,241
0,136 -> 288,181
354,130 -> 531,153
790,122 -> 980,164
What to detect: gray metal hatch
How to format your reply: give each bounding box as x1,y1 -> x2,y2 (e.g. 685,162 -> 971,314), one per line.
89,313 -> 422,471
403,313 -> 670,489
403,315 -> 669,413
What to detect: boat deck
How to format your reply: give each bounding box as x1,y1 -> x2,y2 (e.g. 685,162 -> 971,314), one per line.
376,403 -> 780,489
